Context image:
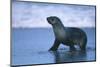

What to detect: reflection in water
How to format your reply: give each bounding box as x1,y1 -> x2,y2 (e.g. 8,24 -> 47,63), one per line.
49,50 -> 87,63
12,48 -> 95,66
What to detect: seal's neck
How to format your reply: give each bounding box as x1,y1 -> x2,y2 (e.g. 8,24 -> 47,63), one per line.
53,22 -> 65,31
52,22 -> 66,39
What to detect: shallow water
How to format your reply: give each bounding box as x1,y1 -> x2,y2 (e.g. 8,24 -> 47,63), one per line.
11,28 -> 96,66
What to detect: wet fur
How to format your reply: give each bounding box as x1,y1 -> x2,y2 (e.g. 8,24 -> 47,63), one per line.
47,16 -> 87,51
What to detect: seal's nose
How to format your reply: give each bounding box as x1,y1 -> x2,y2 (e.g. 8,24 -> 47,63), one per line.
47,17 -> 49,21
47,17 -> 50,20
47,17 -> 50,22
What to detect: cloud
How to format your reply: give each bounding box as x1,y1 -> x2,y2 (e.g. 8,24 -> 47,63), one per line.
12,1 -> 96,28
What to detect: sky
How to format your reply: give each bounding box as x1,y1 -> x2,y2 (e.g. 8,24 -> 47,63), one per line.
12,1 -> 96,28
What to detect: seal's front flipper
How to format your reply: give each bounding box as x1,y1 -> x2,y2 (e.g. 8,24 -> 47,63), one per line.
49,47 -> 57,51
49,39 -> 60,51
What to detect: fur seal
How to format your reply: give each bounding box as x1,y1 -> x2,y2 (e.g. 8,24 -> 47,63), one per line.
47,16 -> 87,51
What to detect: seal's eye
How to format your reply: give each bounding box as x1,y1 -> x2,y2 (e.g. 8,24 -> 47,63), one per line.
51,18 -> 54,21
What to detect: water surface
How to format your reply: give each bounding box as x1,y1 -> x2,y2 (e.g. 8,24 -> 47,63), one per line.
12,28 -> 96,66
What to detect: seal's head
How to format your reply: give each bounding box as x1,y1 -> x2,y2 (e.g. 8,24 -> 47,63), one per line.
47,16 -> 61,25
